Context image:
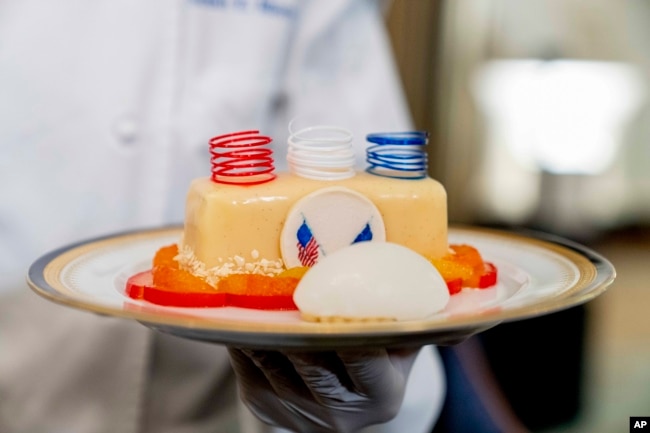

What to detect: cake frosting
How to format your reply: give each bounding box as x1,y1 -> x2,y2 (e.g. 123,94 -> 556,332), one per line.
181,171 -> 448,276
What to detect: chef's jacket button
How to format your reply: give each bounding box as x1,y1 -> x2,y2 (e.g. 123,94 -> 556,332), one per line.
113,115 -> 139,145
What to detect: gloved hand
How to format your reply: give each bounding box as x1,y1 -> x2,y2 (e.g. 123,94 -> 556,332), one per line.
227,347 -> 420,433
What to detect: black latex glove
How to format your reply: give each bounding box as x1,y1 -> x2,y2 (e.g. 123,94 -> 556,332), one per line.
228,347 -> 420,433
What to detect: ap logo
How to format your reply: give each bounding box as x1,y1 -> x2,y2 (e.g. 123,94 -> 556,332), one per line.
631,417 -> 650,431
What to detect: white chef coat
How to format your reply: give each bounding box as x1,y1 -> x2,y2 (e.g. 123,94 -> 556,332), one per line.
0,1 -> 444,432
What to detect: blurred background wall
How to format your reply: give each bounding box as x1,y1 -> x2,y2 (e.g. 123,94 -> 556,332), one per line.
385,1 -> 650,432
386,0 -> 649,239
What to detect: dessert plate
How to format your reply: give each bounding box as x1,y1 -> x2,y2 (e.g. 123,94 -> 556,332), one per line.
27,226 -> 615,349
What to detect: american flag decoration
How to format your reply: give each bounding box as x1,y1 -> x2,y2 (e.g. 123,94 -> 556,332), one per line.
296,219 -> 319,267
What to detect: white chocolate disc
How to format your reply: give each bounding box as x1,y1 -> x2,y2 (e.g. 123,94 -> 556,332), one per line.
293,242 -> 450,321
280,187 -> 386,269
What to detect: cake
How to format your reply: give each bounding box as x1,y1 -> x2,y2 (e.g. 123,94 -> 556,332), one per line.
126,126 -> 497,320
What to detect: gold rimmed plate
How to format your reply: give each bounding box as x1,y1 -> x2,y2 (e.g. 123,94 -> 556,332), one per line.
27,225 -> 615,349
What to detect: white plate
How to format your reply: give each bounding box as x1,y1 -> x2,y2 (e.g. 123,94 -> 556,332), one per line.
27,225 -> 615,349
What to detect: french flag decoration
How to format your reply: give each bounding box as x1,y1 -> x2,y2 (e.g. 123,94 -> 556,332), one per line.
296,220 -> 319,267
353,223 -> 373,243
296,220 -> 375,267
280,187 -> 387,269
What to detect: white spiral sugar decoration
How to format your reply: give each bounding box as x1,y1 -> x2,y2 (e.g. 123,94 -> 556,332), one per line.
287,124 -> 356,180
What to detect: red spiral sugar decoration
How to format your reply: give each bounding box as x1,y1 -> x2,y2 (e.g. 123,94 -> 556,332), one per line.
209,130 -> 276,186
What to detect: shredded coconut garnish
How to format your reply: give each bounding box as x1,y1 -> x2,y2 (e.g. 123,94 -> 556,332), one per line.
176,245 -> 284,286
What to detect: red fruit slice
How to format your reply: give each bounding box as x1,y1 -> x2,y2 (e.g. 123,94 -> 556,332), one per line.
446,278 -> 463,295
126,270 -> 226,307
126,270 -> 298,310
477,262 -> 498,289
226,293 -> 297,310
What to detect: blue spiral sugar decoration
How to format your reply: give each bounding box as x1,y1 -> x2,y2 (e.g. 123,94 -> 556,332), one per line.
365,131 -> 428,179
